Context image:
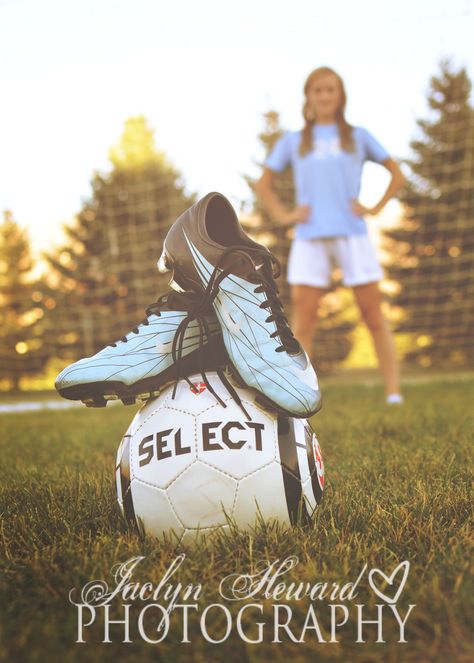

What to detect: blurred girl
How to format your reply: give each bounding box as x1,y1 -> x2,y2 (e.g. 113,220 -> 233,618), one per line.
255,66 -> 406,403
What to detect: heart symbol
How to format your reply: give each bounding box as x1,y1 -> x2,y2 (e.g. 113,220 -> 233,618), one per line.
368,561 -> 410,604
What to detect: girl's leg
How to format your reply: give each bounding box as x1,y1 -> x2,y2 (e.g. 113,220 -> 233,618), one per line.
291,285 -> 326,358
352,282 -> 401,397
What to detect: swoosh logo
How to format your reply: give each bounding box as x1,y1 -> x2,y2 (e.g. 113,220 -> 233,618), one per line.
219,298 -> 242,334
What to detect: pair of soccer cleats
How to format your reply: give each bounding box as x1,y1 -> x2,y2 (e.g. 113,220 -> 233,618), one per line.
55,192 -> 322,418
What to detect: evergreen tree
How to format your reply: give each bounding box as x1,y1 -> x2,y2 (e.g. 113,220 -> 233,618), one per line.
244,111 -> 295,305
383,61 -> 474,367
46,116 -> 194,359
244,111 -> 355,371
0,212 -> 49,389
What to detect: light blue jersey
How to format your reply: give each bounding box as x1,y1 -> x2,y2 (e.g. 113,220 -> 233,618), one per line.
265,124 -> 389,239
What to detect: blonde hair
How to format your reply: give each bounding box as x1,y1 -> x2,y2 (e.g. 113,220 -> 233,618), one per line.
299,66 -> 355,156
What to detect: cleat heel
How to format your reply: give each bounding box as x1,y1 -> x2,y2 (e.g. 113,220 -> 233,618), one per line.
157,251 -> 186,293
157,252 -> 171,274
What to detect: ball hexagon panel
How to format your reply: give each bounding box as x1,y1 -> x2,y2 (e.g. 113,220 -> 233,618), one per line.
130,390 -> 169,426
302,477 -> 318,515
232,462 -> 291,530
131,479 -> 184,540
194,403 -> 278,480
131,410 -> 197,489
159,372 -> 261,417
162,374 -> 230,416
167,461 -> 238,529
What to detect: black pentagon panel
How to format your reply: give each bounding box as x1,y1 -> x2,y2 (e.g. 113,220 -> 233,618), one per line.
277,416 -> 310,526
119,436 -> 137,526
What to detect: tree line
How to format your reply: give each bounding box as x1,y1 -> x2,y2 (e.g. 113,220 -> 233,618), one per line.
1,62 -> 473,389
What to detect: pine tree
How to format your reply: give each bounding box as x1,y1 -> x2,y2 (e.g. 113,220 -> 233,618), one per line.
383,61 -> 474,367
46,116 -> 194,359
244,111 -> 295,305
244,111 -> 355,371
0,212 -> 49,389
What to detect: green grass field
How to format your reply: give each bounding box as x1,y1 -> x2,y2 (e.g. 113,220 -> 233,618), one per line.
1,378 -> 473,663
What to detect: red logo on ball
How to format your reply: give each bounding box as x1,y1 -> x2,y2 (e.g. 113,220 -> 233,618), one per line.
312,434 -> 325,488
190,382 -> 207,395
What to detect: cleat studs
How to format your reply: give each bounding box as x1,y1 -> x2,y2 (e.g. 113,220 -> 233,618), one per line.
104,394 -> 119,401
121,396 -> 136,406
142,391 -> 161,403
137,391 -> 160,403
83,397 -> 107,408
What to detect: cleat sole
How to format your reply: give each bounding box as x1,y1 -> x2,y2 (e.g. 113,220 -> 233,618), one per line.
56,339 -> 228,409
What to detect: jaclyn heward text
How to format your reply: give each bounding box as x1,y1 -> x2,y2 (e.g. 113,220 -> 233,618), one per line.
69,555 -> 416,644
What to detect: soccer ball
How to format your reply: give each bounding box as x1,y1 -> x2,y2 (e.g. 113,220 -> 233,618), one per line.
115,372 -> 324,544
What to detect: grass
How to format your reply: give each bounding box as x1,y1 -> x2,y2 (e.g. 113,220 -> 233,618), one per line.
1,378 -> 473,662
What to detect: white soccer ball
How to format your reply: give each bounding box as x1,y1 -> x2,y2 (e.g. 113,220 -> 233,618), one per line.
115,372 -> 324,544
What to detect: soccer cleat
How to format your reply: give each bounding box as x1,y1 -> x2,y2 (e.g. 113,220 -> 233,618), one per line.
157,192 -> 322,418
55,291 -> 226,407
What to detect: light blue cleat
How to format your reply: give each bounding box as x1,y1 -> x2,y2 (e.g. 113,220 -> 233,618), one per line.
55,291 -> 225,407
158,192 -> 322,418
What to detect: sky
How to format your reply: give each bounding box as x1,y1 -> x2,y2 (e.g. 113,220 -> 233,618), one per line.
1,0 -> 473,252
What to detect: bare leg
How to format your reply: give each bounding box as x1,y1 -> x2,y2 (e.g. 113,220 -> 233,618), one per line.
291,285 -> 327,358
352,282 -> 400,396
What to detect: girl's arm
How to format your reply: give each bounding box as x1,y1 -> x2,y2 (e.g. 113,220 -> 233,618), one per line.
255,168 -> 310,226
351,158 -> 406,216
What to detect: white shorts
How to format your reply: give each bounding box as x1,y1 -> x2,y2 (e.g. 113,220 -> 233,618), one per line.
287,235 -> 383,288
